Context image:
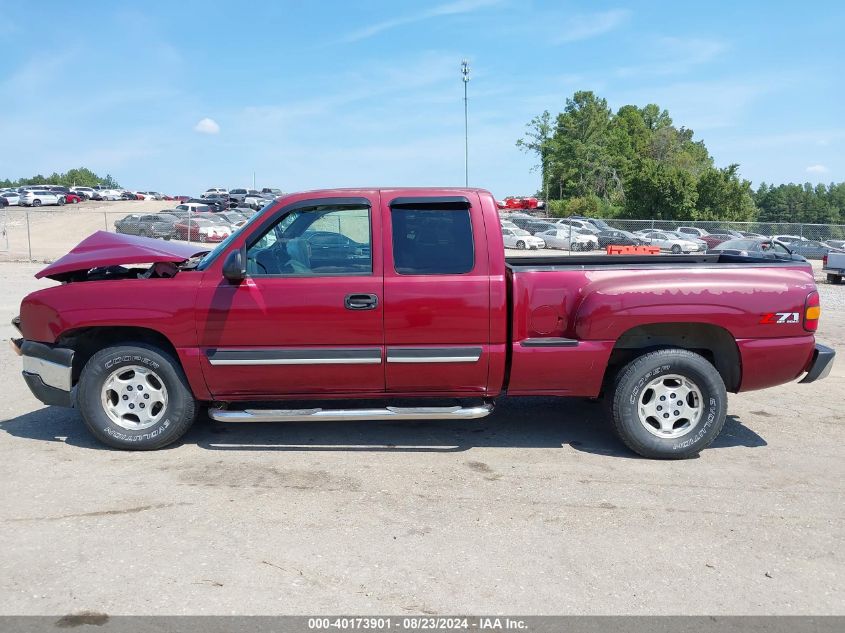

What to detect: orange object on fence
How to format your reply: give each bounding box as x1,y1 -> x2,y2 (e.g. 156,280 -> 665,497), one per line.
606,245 -> 661,255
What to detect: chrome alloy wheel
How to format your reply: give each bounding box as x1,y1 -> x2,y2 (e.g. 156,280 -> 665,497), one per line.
637,374 -> 703,439
100,365 -> 168,430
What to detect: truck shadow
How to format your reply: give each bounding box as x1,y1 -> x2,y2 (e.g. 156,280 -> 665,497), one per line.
0,399 -> 767,457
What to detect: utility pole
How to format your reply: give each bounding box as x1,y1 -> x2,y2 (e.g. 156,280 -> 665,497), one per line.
461,59 -> 470,187
252,171 -> 256,190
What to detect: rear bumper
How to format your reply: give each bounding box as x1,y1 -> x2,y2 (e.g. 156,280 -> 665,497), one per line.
799,343 -> 835,384
12,339 -> 75,407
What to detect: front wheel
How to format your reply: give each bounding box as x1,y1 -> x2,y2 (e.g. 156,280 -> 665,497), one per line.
671,244 -> 681,254
609,349 -> 727,459
32,199 -> 41,207
76,343 -> 197,450
516,240 -> 526,250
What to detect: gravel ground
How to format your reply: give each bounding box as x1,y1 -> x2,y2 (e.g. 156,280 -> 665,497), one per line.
0,260 -> 842,616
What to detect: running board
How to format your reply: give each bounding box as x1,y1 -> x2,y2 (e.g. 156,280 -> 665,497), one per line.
208,404 -> 494,423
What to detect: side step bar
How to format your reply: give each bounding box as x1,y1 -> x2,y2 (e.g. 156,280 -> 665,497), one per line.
208,403 -> 494,423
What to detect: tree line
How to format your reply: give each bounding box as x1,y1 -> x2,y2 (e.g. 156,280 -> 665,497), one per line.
0,167 -> 120,190
518,91 -> 843,225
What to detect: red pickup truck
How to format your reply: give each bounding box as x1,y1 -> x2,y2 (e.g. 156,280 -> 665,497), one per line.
13,188 -> 835,458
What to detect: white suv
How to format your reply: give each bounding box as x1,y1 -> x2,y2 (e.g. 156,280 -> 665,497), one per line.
19,190 -> 64,207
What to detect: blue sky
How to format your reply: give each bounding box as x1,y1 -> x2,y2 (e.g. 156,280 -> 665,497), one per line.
1,0 -> 843,197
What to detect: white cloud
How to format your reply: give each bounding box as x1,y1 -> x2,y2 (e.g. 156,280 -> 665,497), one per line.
343,0 -> 503,42
555,9 -> 631,43
194,117 -> 220,134
806,164 -> 829,174
615,37 -> 729,77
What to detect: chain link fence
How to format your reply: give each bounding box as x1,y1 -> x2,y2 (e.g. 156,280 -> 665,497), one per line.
2,202 -> 844,264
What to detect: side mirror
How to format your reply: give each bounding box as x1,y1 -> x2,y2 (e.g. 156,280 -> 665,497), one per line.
222,248 -> 246,282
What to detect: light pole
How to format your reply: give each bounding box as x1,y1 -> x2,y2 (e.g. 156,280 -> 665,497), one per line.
461,59 -> 470,187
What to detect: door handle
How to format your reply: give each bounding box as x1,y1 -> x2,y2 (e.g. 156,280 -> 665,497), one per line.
345,293 -> 379,310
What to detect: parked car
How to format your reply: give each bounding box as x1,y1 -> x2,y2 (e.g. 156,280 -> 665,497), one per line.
93,189 -> 123,201
114,213 -> 179,238
120,191 -> 142,200
738,231 -> 766,239
539,228 -> 599,251
509,218 -> 556,235
13,187 -> 834,459
175,203 -> 214,214
699,233 -> 734,249
18,190 -> 65,207
302,230 -> 371,268
787,240 -> 845,260
0,190 -> 21,205
771,234 -> 806,244
244,192 -> 274,209
63,192 -> 82,204
228,188 -> 260,204
824,239 -> 845,250
261,188 -> 283,196
584,217 -> 612,231
202,193 -> 232,208
203,187 -> 228,196
186,197 -> 226,212
823,252 -> 845,284
554,218 -> 600,234
217,211 -> 249,228
173,217 -> 231,242
595,229 -> 645,248
70,187 -> 95,200
709,238 -> 800,261
676,226 -> 710,238
502,227 -> 545,250
639,231 -> 703,254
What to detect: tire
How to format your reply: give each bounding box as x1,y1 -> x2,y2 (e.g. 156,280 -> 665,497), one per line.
32,199 -> 41,207
671,244 -> 681,254
516,241 -> 526,250
609,349 -> 727,459
57,197 -> 65,206
828,274 -> 843,285
76,343 -> 197,450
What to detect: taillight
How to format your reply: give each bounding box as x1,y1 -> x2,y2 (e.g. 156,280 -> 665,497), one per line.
822,255 -> 828,267
804,291 -> 820,332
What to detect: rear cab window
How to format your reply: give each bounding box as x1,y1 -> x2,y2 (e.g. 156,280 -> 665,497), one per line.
389,199 -> 474,275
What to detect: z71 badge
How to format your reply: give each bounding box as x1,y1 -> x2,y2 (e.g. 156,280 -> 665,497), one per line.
759,312 -> 800,324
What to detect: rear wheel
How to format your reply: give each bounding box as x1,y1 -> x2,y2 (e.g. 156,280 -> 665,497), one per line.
671,244 -> 681,254
828,274 -> 843,285
32,199 -> 41,207
609,349 -> 727,459
57,197 -> 65,206
516,240 -> 526,250
76,343 -> 197,450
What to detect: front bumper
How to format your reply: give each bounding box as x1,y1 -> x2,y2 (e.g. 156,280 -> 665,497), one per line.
799,343 -> 835,384
12,338 -> 75,407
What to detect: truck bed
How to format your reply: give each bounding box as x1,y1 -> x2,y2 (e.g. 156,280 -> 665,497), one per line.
505,253 -> 805,270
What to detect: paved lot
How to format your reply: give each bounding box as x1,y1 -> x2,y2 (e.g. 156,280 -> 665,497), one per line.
0,262 -> 842,616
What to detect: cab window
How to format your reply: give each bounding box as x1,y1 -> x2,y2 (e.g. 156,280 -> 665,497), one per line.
390,205 -> 474,275
246,205 -> 371,276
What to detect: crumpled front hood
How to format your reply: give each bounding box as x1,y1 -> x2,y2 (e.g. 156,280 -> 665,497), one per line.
36,231 -> 209,280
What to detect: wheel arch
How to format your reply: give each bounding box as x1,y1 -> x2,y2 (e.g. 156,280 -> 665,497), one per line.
604,322 -> 741,393
58,326 -> 181,386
